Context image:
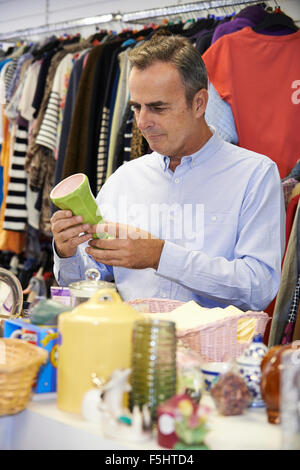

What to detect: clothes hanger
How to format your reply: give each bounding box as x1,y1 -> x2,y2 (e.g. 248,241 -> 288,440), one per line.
182,18 -> 195,30
253,9 -> 298,32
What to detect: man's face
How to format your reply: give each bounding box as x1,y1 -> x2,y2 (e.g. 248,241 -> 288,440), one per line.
129,61 -> 203,159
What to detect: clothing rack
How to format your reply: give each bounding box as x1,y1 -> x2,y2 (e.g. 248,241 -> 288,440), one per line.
0,0 -> 273,42
122,0 -> 272,23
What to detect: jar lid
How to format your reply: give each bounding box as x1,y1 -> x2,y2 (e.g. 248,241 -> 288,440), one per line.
69,268 -> 115,298
237,334 -> 268,366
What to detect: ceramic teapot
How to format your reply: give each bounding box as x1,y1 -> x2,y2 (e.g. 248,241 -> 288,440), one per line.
57,288 -> 142,413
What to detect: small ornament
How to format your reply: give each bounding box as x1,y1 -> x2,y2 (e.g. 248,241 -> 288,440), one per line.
81,369 -> 153,442
176,347 -> 204,403
210,371 -> 251,416
236,334 -> 268,408
157,394 -> 210,449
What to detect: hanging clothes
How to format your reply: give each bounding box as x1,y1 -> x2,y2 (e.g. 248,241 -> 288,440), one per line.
106,47 -> 133,180
85,38 -> 124,195
211,4 -> 293,44
3,124 -> 28,231
53,52 -> 87,188
26,43 -> 91,234
269,199 -> 300,346
0,114 -> 26,253
202,27 -> 300,179
62,44 -> 103,181
281,274 -> 300,344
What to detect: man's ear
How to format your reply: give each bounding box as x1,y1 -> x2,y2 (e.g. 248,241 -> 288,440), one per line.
193,89 -> 209,118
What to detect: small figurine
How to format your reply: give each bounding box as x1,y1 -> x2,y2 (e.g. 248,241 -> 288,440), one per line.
176,347 -> 204,403
157,394 -> 210,449
23,267 -> 47,303
236,333 -> 268,408
100,368 -> 132,419
81,369 -> 152,442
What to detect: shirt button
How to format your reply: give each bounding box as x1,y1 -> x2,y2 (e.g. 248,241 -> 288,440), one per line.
174,178 -> 180,184
191,161 -> 195,168
211,215 -> 217,221
162,293 -> 167,298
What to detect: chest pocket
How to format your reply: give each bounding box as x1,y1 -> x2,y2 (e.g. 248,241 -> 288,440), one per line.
184,211 -> 237,254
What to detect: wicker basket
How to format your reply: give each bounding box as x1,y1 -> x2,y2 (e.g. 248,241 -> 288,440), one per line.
127,298 -> 270,362
127,298 -> 184,313
0,339 -> 48,416
177,311 -> 270,362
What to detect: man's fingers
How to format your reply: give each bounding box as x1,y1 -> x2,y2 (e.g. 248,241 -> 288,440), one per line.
54,216 -> 85,234
91,222 -> 150,240
88,238 -> 126,250
50,210 -> 73,223
91,222 -> 125,238
66,232 -> 92,247
86,244 -> 126,264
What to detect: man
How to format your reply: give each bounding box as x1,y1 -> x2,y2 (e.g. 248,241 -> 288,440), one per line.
51,35 -> 285,311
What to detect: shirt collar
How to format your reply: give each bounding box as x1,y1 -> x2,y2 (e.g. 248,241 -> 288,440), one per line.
157,127 -> 224,172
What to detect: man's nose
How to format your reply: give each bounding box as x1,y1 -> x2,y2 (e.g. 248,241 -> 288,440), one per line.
136,107 -> 153,132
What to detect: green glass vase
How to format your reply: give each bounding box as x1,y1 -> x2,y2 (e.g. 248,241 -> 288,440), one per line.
131,319 -> 177,421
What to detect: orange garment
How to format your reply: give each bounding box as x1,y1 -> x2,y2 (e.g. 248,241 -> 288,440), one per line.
0,111 -> 25,253
202,27 -> 300,178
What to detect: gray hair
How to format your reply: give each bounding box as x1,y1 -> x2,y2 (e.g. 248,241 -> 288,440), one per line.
128,34 -> 208,106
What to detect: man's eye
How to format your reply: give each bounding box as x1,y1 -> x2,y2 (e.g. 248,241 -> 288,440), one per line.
131,105 -> 140,112
153,107 -> 165,112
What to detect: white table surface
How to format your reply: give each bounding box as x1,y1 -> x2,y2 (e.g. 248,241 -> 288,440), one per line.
0,393 -> 282,450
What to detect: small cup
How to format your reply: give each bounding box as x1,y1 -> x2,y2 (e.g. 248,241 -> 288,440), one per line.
201,362 -> 231,392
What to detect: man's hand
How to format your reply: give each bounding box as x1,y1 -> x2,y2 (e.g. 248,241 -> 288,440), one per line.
85,222 -> 165,270
50,210 -> 92,258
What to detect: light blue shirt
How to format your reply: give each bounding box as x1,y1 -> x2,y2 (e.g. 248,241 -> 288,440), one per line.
53,130 -> 285,311
205,82 -> 238,144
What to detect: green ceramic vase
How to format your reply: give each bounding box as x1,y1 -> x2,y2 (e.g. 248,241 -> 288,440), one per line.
50,173 -> 103,225
50,173 -> 109,239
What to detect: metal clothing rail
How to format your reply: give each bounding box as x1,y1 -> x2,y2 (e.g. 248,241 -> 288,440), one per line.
0,0 -> 272,42
122,0 -> 270,22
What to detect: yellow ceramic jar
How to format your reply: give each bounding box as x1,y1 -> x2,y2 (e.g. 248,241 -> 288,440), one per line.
57,288 -> 142,413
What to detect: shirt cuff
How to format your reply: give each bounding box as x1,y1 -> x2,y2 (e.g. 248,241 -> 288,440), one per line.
52,241 -> 84,286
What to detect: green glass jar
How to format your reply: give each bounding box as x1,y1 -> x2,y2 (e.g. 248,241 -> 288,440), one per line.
130,319 -> 177,421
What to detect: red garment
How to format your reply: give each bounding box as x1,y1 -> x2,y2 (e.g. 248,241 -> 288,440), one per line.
203,27 -> 300,178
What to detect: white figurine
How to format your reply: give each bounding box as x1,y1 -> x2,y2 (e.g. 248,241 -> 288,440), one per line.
81,388 -> 104,424
81,368 -> 152,442
101,368 -> 132,419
